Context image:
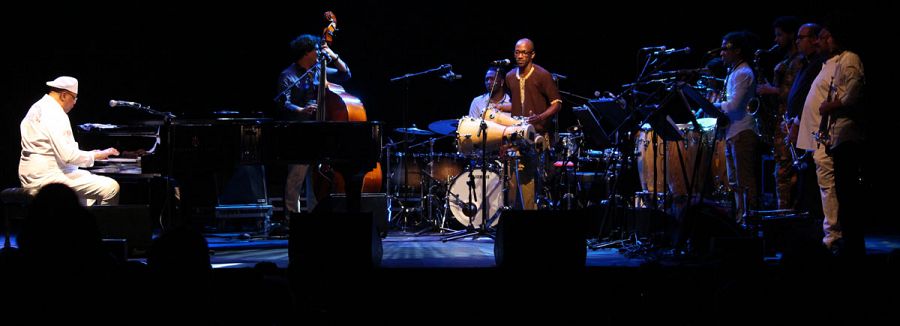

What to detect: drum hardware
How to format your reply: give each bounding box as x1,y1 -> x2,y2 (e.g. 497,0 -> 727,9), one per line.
551,131 -> 582,210
384,139 -> 417,231
410,136 -> 459,235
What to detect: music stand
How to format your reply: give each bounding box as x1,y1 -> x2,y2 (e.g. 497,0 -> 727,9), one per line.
678,82 -> 726,122
676,82 -> 726,204
572,98 -> 627,149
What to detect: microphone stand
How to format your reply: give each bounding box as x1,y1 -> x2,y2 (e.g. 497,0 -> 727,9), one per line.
272,64 -> 319,103
123,104 -> 179,231
388,64 -> 452,83
592,49 -> 672,249
443,67 -> 504,242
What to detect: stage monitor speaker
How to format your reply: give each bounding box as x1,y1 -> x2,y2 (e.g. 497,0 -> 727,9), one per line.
677,203 -> 749,257
313,193 -> 388,235
217,164 -> 268,206
288,211 -> 383,271
89,205 -> 153,254
494,210 -> 587,269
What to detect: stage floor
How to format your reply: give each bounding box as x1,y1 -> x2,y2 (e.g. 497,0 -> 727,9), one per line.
198,231 -> 900,269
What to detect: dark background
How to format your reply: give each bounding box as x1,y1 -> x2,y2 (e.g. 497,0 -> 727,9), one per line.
1,1 -> 885,216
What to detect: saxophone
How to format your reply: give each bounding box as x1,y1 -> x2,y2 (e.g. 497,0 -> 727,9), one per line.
749,45 -> 780,146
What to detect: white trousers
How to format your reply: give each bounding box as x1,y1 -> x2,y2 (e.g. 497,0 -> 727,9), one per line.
813,146 -> 840,247
25,170 -> 120,206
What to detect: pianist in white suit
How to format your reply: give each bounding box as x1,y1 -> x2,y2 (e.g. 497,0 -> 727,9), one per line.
18,76 -> 121,206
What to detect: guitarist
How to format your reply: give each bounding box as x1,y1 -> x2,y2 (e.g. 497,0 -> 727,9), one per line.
796,21 -> 866,257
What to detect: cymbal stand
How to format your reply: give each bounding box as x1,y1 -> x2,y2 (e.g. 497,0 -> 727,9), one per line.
413,138 -> 449,235
384,139 -> 409,229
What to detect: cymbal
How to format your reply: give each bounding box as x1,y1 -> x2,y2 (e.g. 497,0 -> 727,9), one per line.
394,127 -> 435,135
428,119 -> 458,135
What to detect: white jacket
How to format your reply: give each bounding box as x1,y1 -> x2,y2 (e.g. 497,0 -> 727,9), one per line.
19,94 -> 95,189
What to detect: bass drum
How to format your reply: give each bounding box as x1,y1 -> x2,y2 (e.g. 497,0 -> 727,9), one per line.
447,169 -> 503,228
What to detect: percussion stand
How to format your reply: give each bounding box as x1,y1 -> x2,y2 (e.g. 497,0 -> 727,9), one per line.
589,128 -> 637,249
589,86 -> 674,249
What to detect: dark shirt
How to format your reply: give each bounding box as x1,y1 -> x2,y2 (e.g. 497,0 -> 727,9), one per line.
786,53 -> 825,120
277,63 -> 350,120
505,64 -> 561,133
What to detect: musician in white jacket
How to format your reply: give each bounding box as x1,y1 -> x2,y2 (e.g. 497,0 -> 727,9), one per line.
18,76 -> 120,206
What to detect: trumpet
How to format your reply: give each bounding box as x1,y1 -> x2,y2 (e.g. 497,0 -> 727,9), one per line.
813,76 -> 836,154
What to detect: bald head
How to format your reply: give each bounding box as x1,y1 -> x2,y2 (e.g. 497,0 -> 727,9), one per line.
796,23 -> 822,56
514,38 -> 536,68
516,38 -> 534,50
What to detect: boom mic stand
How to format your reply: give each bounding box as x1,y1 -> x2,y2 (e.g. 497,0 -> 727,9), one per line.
388,64 -> 454,229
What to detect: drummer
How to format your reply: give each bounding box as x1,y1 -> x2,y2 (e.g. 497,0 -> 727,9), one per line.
501,38 -> 563,210
468,66 -> 511,118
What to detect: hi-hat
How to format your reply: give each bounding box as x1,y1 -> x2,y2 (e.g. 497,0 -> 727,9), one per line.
428,119 -> 458,135
394,127 -> 435,135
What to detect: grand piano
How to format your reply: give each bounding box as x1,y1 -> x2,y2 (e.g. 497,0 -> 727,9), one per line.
78,115 -> 383,227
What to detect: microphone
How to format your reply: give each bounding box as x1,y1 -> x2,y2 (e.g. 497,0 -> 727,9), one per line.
490,59 -> 512,66
755,44 -> 780,56
640,45 -> 667,51
551,73 -> 568,80
441,72 -> 462,81
652,47 -> 691,56
647,67 -> 710,79
109,99 -> 144,109
705,47 -> 724,55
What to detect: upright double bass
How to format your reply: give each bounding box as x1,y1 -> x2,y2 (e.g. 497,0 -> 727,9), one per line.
313,11 -> 382,197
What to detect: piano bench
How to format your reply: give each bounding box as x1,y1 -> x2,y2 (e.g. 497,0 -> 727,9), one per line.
2,187 -> 34,220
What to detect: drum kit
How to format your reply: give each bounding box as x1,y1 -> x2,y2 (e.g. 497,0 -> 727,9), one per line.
385,109 -> 537,234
